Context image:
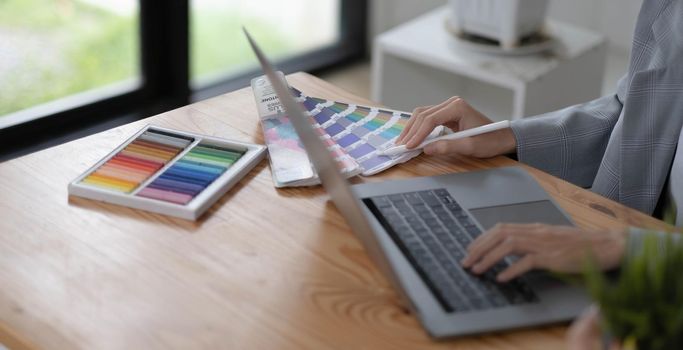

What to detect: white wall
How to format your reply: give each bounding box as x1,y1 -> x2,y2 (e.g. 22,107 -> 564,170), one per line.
370,0 -> 644,50
547,0 -> 643,49
369,0 -> 444,41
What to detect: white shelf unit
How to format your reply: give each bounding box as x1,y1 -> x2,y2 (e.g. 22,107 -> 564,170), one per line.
372,6 -> 607,121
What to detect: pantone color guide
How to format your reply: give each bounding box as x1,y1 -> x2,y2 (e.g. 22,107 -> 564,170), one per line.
69,126 -> 266,220
251,73 -> 441,187
296,89 -> 422,174
252,73 -> 362,187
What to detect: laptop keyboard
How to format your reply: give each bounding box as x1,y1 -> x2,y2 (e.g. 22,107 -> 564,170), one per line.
364,189 -> 538,313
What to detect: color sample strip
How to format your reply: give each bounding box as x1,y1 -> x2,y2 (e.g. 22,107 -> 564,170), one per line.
337,117 -> 353,128
361,155 -> 392,170
303,99 -> 318,111
349,144 -> 375,158
313,108 -> 335,124
367,134 -> 389,148
137,144 -> 244,205
325,123 -> 345,137
328,102 -> 350,114
81,130 -> 190,193
351,126 -> 370,138
294,89 -> 418,173
363,111 -> 393,132
337,133 -> 361,147
342,107 -> 369,122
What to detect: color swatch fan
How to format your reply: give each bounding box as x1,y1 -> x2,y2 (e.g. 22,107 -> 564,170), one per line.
251,73 -> 441,187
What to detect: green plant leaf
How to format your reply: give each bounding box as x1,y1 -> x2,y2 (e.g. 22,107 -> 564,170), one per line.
582,232 -> 683,350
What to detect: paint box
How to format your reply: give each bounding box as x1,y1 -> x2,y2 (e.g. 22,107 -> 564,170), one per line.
68,125 -> 266,220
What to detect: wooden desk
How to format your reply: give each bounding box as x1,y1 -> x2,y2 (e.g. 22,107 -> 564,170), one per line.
0,73 -> 671,349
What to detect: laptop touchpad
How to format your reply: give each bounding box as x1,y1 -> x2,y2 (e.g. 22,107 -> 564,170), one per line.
468,200 -> 573,231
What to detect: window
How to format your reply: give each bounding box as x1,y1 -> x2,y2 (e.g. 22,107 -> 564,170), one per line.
191,0 -> 341,86
0,0 -> 140,128
0,0 -> 365,161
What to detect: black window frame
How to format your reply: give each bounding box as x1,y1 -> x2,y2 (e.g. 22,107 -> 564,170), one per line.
0,0 -> 367,161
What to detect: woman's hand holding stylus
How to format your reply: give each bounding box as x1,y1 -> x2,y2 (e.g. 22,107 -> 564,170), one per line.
397,97 -> 517,158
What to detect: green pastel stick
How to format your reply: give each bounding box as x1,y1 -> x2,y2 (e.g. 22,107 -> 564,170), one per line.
191,150 -> 240,162
183,154 -> 233,167
187,151 -> 235,164
192,146 -> 243,160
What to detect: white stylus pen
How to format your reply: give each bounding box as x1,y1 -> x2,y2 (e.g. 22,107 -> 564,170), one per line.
378,120 -> 511,156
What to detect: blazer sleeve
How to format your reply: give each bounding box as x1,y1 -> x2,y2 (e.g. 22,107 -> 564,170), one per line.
510,91 -> 624,188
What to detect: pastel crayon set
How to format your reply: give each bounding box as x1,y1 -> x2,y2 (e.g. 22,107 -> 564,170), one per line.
251,73 -> 442,187
68,125 -> 266,220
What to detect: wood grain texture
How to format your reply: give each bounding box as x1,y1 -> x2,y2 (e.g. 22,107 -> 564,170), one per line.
0,72 -> 673,350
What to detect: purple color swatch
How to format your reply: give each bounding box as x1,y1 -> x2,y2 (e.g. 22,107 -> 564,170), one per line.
313,109 -> 334,124
349,144 -> 375,158
361,156 -> 391,170
337,133 -> 361,147
325,123 -> 345,137
303,99 -> 318,110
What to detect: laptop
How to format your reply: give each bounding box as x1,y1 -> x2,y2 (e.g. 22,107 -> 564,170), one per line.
244,29 -> 590,338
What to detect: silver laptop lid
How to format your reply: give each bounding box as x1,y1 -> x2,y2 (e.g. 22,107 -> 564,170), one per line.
244,29 -> 382,250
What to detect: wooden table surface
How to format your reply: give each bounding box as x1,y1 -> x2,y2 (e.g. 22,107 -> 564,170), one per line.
0,72 -> 671,350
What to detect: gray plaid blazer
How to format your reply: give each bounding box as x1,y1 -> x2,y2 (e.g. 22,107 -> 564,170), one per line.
511,0 -> 683,215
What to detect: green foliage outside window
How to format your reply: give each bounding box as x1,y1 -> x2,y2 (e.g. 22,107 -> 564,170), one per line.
0,0 -> 137,116
0,0 -> 294,117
